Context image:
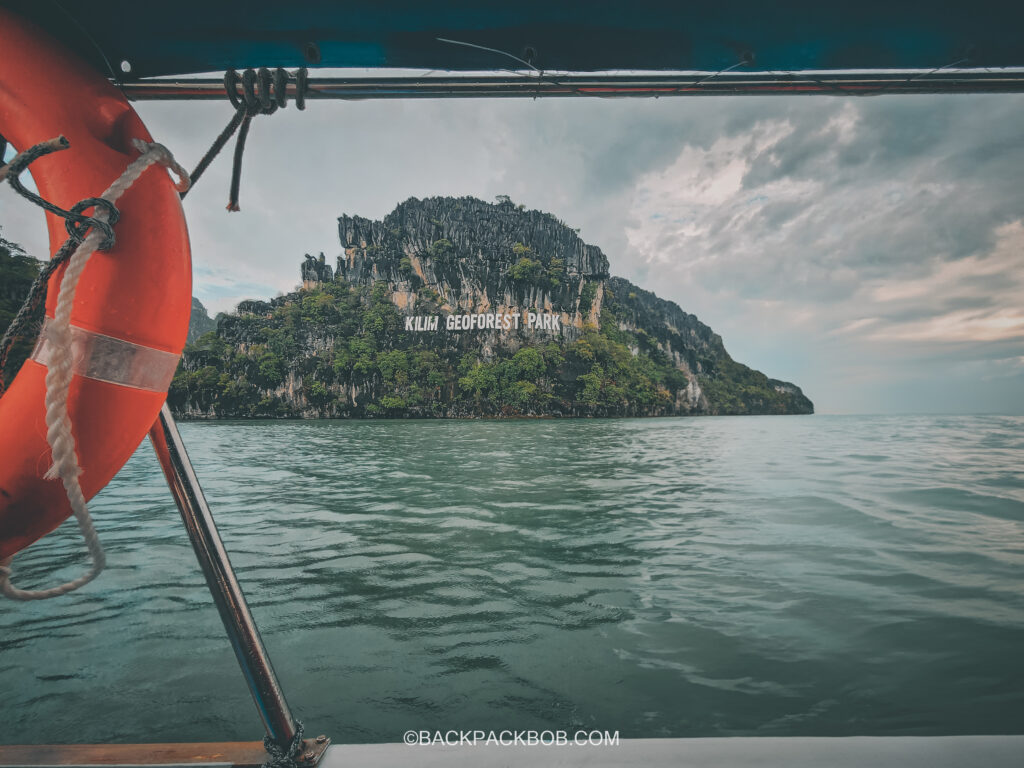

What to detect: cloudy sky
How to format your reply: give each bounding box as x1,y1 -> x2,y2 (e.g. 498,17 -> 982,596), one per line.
3,92 -> 1022,414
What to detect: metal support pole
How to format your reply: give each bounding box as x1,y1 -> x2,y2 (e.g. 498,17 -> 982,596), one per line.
148,403 -> 299,750
117,69 -> 1024,101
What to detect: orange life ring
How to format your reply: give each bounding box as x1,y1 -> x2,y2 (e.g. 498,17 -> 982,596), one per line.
0,9 -> 191,560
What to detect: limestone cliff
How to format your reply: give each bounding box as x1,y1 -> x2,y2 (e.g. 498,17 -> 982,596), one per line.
170,196 -> 813,418
333,196 -> 609,336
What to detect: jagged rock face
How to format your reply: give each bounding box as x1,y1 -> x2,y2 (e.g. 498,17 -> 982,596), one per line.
324,198 -> 728,395
169,195 -> 813,419
301,252 -> 333,289
606,277 -> 726,376
335,197 -> 609,340
187,297 -> 216,343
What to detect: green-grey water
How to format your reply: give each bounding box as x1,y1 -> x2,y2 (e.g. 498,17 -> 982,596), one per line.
1,415 -> 1023,744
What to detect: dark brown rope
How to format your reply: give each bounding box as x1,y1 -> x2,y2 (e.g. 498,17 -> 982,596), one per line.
216,67 -> 307,211
0,66 -> 308,389
0,138 -> 121,393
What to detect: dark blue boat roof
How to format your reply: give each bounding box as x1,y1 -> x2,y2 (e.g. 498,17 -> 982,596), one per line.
8,1 -> 1024,81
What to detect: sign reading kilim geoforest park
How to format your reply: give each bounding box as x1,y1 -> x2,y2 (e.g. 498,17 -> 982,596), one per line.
405,312 -> 563,332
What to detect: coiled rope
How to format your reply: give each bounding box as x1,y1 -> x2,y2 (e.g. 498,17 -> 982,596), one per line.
0,137 -> 189,601
262,721 -> 305,768
183,67 -> 307,211
1,139 -> 117,391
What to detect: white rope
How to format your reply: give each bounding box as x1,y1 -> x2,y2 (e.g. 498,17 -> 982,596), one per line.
0,140 -> 188,601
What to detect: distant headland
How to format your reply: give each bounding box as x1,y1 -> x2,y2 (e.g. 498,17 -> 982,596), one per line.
171,196 -> 813,418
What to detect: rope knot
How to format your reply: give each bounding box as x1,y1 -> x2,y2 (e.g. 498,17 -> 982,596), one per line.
65,197 -> 119,250
217,67 -> 307,211
130,139 -> 191,193
262,721 -> 305,768
225,67 -> 307,114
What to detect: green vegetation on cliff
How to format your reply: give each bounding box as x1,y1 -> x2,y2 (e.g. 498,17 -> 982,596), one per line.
506,242 -> 565,290
169,278 -> 705,418
698,358 -> 808,416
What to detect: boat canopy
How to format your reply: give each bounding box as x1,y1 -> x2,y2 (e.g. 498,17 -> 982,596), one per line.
8,0 -> 1024,81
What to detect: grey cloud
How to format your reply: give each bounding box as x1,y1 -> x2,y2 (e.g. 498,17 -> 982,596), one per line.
2,90 -> 1021,414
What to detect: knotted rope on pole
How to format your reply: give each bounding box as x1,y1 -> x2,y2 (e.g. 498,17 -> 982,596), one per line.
185,67 -> 307,210
0,137 -> 144,392
261,720 -> 306,768
0,137 -> 188,601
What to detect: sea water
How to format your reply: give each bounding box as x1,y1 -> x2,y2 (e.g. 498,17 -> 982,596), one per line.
1,415 -> 1022,744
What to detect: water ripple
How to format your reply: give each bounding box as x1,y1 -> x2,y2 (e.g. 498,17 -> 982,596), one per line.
1,415 -> 1022,743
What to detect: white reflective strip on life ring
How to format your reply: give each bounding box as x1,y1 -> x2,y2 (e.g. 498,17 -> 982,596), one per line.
30,318 -> 181,393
